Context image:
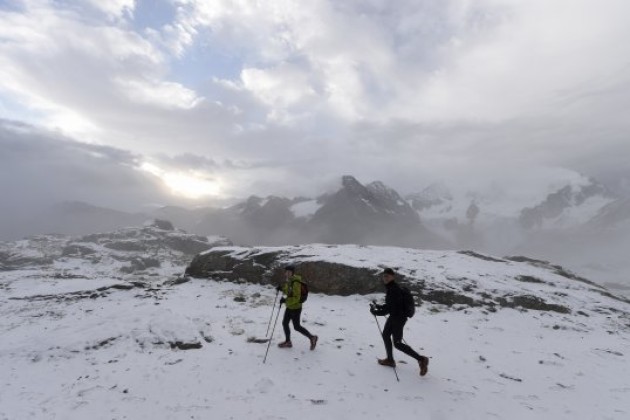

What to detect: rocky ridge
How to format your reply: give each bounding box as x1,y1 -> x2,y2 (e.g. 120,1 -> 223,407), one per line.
186,244 -> 630,323
0,220 -> 230,278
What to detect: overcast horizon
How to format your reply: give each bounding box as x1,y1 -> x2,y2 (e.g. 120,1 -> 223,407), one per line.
2,0 -> 630,213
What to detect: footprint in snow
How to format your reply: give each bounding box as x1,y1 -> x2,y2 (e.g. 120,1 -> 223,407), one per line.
552,383 -> 575,390
309,399 -> 327,405
248,377 -> 274,394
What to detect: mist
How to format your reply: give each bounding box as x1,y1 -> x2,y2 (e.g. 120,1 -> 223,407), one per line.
2,1 -> 630,296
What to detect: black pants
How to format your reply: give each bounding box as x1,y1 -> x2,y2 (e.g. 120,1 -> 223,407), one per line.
282,308 -> 312,341
382,316 -> 422,361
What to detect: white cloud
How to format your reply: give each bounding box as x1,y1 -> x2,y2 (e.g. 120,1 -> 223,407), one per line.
1,0 -> 630,202
389,0 -> 630,122
0,1 -> 243,154
241,64 -> 318,123
0,2 -> 164,110
169,0 -> 630,126
140,161 -> 222,199
85,0 -> 135,19
116,78 -> 202,109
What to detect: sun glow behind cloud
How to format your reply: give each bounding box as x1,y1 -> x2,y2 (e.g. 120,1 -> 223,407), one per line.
1,0 -> 630,201
140,162 -> 221,199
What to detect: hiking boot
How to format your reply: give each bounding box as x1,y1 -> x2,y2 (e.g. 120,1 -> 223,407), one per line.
309,335 -> 318,351
419,356 -> 429,376
378,358 -> 396,367
278,341 -> 292,348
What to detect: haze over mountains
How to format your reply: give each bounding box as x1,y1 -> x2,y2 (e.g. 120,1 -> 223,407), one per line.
3,172 -> 630,293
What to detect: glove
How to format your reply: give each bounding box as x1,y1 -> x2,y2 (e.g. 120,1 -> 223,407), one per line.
370,306 -> 377,315
276,285 -> 282,292
280,297 -> 286,305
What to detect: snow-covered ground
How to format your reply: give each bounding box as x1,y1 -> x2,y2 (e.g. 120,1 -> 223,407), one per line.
1,249 -> 629,419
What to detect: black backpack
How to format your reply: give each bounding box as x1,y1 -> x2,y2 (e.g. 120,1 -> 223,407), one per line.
294,280 -> 309,303
401,287 -> 415,318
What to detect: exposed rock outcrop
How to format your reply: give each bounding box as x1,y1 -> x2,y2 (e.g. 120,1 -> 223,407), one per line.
186,244 -> 630,314
0,225 -> 232,278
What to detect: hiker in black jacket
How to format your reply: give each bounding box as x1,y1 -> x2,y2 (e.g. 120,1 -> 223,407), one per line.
370,268 -> 429,376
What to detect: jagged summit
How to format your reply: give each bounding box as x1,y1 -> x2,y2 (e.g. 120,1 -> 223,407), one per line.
341,174 -> 364,191
519,178 -> 615,229
193,175 -> 445,248
309,176 -> 441,247
407,182 -> 454,212
588,197 -> 630,229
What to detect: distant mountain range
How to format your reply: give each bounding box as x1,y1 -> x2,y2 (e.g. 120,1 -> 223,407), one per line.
5,173 -> 630,290
16,174 -> 630,244
194,175 -> 447,248
402,174 -> 630,289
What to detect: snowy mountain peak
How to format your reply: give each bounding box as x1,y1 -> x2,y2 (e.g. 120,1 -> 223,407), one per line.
366,181 -> 406,205
341,174 -> 364,191
307,176 -> 444,247
315,177 -> 418,221
407,183 -> 453,212
519,178 -> 615,229
588,197 -> 630,229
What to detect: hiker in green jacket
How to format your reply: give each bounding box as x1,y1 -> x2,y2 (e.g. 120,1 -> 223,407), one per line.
276,265 -> 318,350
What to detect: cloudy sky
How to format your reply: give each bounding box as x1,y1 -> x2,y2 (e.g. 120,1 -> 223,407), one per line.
1,0 -> 630,208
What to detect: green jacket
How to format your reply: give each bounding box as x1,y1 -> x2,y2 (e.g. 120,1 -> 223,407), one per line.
282,274 -> 303,310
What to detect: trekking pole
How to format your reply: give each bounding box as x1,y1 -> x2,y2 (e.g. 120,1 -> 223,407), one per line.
263,301 -> 282,364
373,314 -> 400,382
265,289 -> 279,337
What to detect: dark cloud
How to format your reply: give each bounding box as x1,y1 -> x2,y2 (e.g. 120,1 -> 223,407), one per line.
0,120 -> 176,239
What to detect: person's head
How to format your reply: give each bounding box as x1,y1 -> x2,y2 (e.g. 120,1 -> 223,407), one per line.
284,265 -> 296,278
382,267 -> 395,284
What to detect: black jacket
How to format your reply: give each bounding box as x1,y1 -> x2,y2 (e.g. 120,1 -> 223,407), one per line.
372,281 -> 406,319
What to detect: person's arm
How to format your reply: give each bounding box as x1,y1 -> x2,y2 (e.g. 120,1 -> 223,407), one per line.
370,300 -> 389,316
278,282 -> 288,304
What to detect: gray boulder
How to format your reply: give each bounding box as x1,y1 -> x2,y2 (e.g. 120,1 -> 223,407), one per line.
186,247 -> 382,295
147,219 -> 175,231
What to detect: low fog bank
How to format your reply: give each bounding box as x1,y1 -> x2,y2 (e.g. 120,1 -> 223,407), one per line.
419,218 -> 630,296
1,200 -> 629,297
512,229 -> 630,298
0,202 -> 147,241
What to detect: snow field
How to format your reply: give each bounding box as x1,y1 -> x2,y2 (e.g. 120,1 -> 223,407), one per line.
1,277 -> 629,420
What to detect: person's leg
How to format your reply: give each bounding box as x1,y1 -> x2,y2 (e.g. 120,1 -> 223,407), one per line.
290,308 -> 313,338
281,308 -> 291,342
382,317 -> 394,361
392,317 -> 429,374
291,308 -> 318,350
391,317 -> 423,360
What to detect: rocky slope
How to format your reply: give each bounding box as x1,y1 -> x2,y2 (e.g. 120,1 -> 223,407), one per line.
187,244 -> 630,318
0,220 -> 230,279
